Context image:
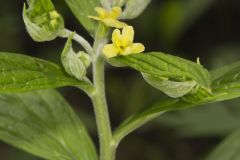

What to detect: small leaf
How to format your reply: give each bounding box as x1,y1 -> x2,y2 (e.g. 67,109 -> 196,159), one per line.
112,52 -> 211,96
143,73 -> 197,98
61,32 -> 91,81
207,130 -> 240,160
23,0 -> 64,42
64,0 -> 100,36
0,52 -> 92,93
0,89 -> 97,160
120,0 -> 151,19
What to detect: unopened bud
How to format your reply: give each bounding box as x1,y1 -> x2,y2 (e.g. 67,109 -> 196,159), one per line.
61,32 -> 91,81
23,0 -> 64,42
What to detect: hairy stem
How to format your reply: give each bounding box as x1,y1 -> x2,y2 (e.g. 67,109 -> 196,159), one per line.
91,55 -> 116,160
88,23 -> 116,160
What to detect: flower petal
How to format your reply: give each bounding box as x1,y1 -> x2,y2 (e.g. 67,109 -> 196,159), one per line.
102,18 -> 127,28
109,7 -> 122,19
102,44 -> 120,58
122,26 -> 134,47
95,7 -> 106,18
131,43 -> 145,53
122,43 -> 145,56
112,29 -> 121,47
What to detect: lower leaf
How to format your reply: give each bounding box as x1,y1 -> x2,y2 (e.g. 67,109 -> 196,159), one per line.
0,89 -> 97,160
0,52 -> 93,93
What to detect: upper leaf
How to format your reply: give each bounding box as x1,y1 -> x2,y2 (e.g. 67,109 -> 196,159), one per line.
0,89 -> 97,160
64,0 -> 100,36
112,52 -> 211,97
0,52 -> 92,93
120,0 -> 151,19
113,59 -> 240,145
23,0 -> 64,42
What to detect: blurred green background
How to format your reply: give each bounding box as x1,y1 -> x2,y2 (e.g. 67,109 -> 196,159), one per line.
1,0 -> 240,160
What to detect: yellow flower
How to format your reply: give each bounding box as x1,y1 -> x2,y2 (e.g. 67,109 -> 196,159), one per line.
88,7 -> 127,28
102,26 -> 145,58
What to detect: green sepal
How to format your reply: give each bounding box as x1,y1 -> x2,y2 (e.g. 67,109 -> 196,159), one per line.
61,32 -> 91,81
77,51 -> 91,68
120,0 -> 151,19
23,0 -> 64,42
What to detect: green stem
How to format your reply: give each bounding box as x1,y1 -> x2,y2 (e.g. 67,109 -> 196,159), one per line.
91,55 -> 116,160
59,29 -> 94,56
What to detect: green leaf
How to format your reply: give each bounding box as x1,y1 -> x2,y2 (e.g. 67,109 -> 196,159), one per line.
0,89 -> 97,160
113,59 -> 240,145
113,82 -> 240,145
61,32 -> 91,81
207,130 -> 240,160
23,0 -> 64,42
211,61 -> 240,101
120,0 -> 151,19
64,0 -> 100,36
143,73 -> 197,98
0,52 -> 92,93
112,52 -> 211,97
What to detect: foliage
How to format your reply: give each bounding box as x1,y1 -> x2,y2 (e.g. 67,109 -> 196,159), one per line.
0,0 -> 239,160
0,90 -> 97,160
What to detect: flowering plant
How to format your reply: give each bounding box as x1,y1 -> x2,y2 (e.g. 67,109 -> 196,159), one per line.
0,0 -> 240,160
